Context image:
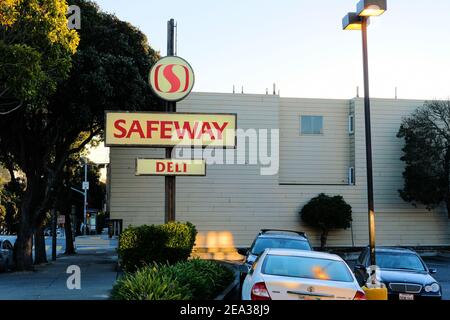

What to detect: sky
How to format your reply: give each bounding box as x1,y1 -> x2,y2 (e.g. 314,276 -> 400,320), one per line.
88,0 -> 450,163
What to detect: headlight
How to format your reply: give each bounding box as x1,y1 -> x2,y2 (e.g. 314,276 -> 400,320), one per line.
424,283 -> 440,293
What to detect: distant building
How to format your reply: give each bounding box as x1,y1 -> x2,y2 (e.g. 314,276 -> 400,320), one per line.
108,92 -> 450,253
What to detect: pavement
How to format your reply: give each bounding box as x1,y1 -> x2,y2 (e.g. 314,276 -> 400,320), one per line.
0,235 -> 118,300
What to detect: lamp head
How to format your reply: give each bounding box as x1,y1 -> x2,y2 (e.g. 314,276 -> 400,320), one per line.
357,0 -> 387,17
343,12 -> 364,30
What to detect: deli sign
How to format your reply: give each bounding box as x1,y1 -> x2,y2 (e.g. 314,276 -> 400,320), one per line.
136,159 -> 206,176
105,111 -> 236,148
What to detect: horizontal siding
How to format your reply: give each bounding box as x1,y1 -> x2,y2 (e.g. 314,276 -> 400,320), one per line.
279,98 -> 351,184
109,93 -> 450,248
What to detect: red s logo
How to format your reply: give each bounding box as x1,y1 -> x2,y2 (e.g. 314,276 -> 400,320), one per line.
153,64 -> 190,93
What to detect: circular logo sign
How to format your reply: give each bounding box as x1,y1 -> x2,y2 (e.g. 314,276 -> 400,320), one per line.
149,56 -> 195,102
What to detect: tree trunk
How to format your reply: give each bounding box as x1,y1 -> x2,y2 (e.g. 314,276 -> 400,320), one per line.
34,226 -> 47,265
15,223 -> 34,271
64,210 -> 76,255
320,229 -> 329,249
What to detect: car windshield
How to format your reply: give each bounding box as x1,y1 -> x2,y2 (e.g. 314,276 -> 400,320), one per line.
376,252 -> 426,272
251,238 -> 311,255
262,255 -> 354,282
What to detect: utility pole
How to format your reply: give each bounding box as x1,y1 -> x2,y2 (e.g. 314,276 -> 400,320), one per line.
361,16 -> 376,266
83,158 -> 88,235
51,208 -> 57,261
165,18 -> 177,223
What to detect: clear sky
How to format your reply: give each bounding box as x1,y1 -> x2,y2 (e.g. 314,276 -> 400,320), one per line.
93,0 -> 450,100
88,0 -> 450,164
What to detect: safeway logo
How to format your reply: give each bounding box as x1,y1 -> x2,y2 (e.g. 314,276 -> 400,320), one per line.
149,56 -> 195,102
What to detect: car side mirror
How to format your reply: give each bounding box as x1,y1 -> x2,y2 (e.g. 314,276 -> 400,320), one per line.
237,248 -> 248,256
429,268 -> 437,274
239,264 -> 250,273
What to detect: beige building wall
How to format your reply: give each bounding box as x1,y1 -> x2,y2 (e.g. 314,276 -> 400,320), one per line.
109,92 -> 450,250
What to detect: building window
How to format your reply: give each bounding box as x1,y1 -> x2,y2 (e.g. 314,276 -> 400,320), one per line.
348,167 -> 355,185
348,114 -> 355,134
301,116 -> 323,135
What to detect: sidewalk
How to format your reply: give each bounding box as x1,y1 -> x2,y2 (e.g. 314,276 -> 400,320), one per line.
0,237 -> 118,300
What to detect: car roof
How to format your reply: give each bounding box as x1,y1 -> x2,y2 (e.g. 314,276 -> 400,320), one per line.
258,233 -> 308,241
371,246 -> 417,254
265,248 -> 343,261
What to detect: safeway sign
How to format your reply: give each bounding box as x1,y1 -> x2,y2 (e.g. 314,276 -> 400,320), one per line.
149,56 -> 195,102
105,111 -> 236,148
136,159 -> 206,176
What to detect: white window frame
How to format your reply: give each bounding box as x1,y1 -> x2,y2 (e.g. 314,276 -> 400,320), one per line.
348,114 -> 355,134
300,115 -> 324,135
348,167 -> 355,185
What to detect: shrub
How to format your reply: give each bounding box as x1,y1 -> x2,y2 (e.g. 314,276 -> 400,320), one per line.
300,193 -> 352,249
118,222 -> 197,271
111,259 -> 235,300
163,259 -> 234,300
111,265 -> 192,300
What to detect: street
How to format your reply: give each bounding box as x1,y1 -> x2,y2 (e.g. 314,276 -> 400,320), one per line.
0,235 -> 118,300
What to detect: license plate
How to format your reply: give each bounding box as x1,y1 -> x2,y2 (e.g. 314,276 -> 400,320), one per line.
399,293 -> 414,300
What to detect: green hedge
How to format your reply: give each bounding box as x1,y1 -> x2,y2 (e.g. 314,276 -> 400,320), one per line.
111,265 -> 192,300
118,222 -> 197,272
111,259 -> 235,300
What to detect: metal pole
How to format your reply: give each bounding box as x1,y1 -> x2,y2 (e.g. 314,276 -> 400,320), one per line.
165,19 -> 177,223
361,17 -> 376,266
83,159 -> 88,235
51,208 -> 57,261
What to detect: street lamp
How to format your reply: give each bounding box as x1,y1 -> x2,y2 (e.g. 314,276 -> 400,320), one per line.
342,0 -> 387,267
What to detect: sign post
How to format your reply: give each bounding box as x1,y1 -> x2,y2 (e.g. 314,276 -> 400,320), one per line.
165,19 -> 177,222
105,19 -> 236,225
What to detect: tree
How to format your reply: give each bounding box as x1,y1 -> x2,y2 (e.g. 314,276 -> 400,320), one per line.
300,193 -> 352,249
397,100 -> 450,218
0,0 -> 159,270
54,152 -> 105,254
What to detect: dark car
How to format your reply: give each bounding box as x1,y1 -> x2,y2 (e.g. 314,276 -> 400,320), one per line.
0,239 -> 14,272
237,229 -> 312,285
354,247 -> 442,300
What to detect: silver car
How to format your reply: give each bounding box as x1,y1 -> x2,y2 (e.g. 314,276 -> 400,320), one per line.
0,239 -> 14,272
242,248 -> 366,300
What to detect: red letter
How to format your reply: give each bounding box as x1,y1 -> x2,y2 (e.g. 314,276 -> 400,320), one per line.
146,121 -> 159,138
163,64 -> 181,93
212,122 -> 229,140
160,121 -> 173,139
167,162 -> 173,172
156,162 -> 165,173
113,119 -> 127,138
174,121 -> 198,140
126,120 -> 145,139
198,122 -> 215,140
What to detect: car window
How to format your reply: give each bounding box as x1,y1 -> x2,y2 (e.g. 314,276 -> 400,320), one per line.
356,249 -> 366,265
262,255 -> 354,282
251,238 -> 311,255
376,252 -> 426,272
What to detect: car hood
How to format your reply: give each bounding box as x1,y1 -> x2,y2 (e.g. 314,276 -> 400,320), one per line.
379,269 -> 435,285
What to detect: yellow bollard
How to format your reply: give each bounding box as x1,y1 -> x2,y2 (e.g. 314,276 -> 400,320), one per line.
362,286 -> 388,300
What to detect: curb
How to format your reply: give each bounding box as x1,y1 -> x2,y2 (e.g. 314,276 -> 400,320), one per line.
215,262 -> 240,300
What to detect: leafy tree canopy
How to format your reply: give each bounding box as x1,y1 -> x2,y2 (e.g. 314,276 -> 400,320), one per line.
300,193 -> 352,249
397,100 -> 450,217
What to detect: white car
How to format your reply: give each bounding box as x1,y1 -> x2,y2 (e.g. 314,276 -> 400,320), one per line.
242,248 -> 366,300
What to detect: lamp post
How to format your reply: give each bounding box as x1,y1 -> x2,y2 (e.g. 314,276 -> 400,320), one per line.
342,0 -> 387,266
